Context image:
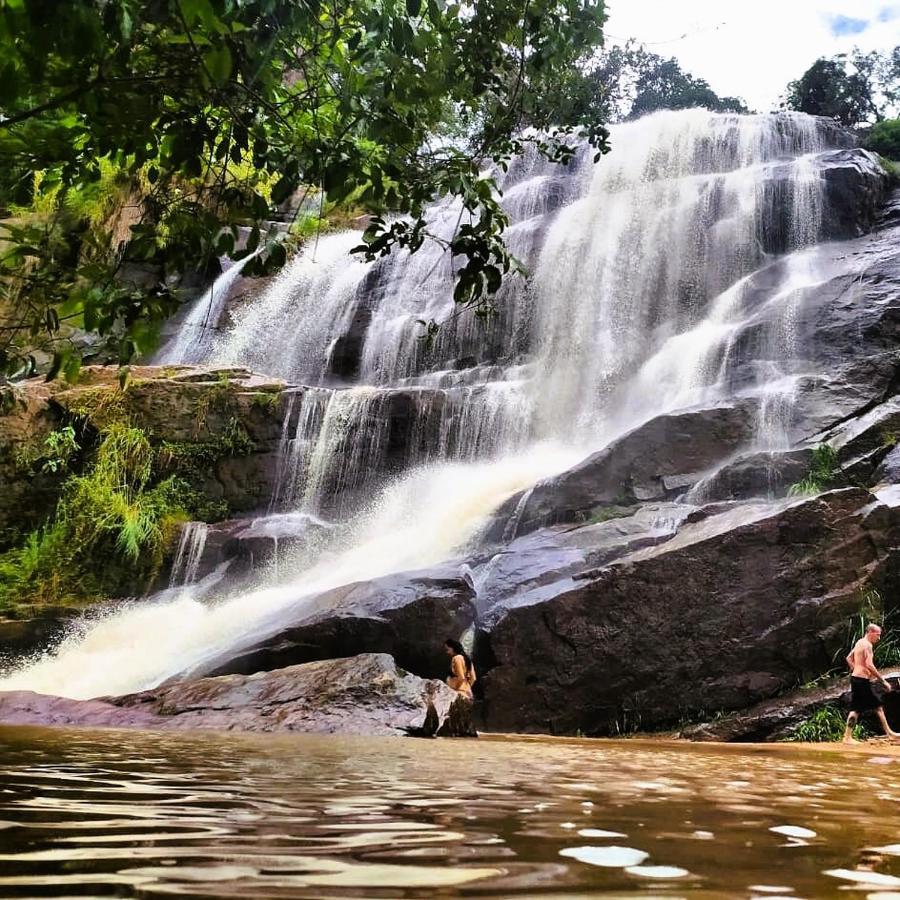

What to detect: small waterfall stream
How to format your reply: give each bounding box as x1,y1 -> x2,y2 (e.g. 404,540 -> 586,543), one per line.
0,110 -> 876,699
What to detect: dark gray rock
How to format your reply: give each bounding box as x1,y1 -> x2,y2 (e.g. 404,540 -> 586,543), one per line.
0,654 -> 476,737
875,445 -> 900,485
0,609 -> 80,668
816,396 -> 900,483
477,489 -> 900,735
472,502 -> 695,614
818,149 -> 887,239
195,568 -> 476,681
486,401 -> 758,540
688,449 -> 814,503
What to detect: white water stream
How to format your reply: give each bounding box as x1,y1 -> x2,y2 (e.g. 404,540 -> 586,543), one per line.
0,111 -> 860,699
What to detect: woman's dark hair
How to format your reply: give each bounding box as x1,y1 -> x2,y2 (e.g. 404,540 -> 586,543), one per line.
445,638 -> 473,673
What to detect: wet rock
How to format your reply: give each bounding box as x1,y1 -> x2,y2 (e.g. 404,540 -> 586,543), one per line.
689,449 -> 813,502
197,568 -> 477,681
0,654 -> 476,737
0,609 -> 81,667
816,396 -> 900,483
682,670 -> 900,741
487,401 -> 758,539
875,445 -> 900,485
477,489 -> 900,735
818,149 -> 888,239
0,381 -> 63,549
472,502 -> 695,615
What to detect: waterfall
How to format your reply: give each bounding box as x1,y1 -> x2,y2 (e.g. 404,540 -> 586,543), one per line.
168,522 -> 209,589
154,249 -> 262,365
0,110 -> 870,700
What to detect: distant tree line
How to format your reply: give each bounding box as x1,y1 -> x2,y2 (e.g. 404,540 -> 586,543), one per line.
781,46 -> 900,159
536,42 -> 749,127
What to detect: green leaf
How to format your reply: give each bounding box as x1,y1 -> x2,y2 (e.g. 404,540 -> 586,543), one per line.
203,44 -> 233,85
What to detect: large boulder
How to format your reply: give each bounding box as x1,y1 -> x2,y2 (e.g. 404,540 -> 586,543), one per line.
818,148 -> 887,239
0,654 -> 475,737
688,449 -> 813,503
195,567 -> 477,680
472,502 -> 696,613
476,488 -> 900,735
486,401 -> 758,539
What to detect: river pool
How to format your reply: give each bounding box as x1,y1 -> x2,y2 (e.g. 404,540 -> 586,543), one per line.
0,726 -> 898,897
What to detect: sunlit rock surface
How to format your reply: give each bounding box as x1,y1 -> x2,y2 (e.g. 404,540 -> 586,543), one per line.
0,653 -> 474,736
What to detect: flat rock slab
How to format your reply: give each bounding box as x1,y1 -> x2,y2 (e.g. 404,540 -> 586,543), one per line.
0,654 -> 475,738
682,669 -> 900,741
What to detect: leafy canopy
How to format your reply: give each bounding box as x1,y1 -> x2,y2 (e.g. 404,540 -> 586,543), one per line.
0,0 -> 608,378
783,47 -> 899,127
533,41 -> 748,129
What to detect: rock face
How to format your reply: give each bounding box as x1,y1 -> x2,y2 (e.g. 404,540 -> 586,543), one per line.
476,489 -> 900,735
487,401 -> 758,539
0,380 -> 63,547
0,608 -> 80,666
0,654 -> 476,737
197,568 -> 477,681
0,365 -> 289,552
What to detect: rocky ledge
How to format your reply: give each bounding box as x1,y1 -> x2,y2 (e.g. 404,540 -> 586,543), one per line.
682,669 -> 900,742
0,653 -> 476,738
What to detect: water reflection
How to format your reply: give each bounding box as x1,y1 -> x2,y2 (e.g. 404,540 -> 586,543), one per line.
0,727 -> 898,897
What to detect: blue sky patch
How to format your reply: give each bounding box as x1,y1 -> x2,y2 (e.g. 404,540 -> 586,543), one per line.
827,14 -> 869,35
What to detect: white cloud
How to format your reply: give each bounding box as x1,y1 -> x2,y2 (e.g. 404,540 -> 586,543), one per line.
604,0 -> 899,112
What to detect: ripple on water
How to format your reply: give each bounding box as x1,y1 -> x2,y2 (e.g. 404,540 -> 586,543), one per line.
559,846 -> 649,867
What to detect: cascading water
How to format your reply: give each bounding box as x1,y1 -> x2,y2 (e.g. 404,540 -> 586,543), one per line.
154,249 -> 263,365
168,522 -> 209,590
0,110 -> 874,699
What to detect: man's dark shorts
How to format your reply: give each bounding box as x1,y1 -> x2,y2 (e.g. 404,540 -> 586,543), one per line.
850,676 -> 883,713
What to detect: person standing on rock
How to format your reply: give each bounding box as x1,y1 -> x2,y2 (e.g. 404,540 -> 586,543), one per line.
843,623 -> 898,743
445,639 -> 476,700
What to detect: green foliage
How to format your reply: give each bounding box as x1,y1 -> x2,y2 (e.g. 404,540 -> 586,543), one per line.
629,56 -> 748,118
785,705 -> 862,742
844,590 -> 900,669
866,119 -> 900,160
0,0 -> 610,378
788,443 -> 838,496
0,424 -> 189,612
248,391 -> 280,414
533,41 -> 749,129
783,47 -> 899,127
39,425 -> 79,473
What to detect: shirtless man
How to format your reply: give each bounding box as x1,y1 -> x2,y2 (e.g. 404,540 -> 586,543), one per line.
843,623 -> 898,743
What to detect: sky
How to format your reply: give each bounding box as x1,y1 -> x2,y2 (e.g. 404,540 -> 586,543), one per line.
606,0 -> 900,112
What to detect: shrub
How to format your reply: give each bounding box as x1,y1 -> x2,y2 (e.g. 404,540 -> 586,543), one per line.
865,119 -> 900,160
0,424 -> 189,613
788,443 -> 838,496
786,705 -> 862,742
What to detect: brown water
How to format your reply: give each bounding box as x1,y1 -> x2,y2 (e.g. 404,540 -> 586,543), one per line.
0,727 -> 899,898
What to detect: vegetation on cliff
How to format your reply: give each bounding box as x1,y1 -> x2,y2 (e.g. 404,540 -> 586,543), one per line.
0,424 -> 189,611
0,367 -> 285,614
